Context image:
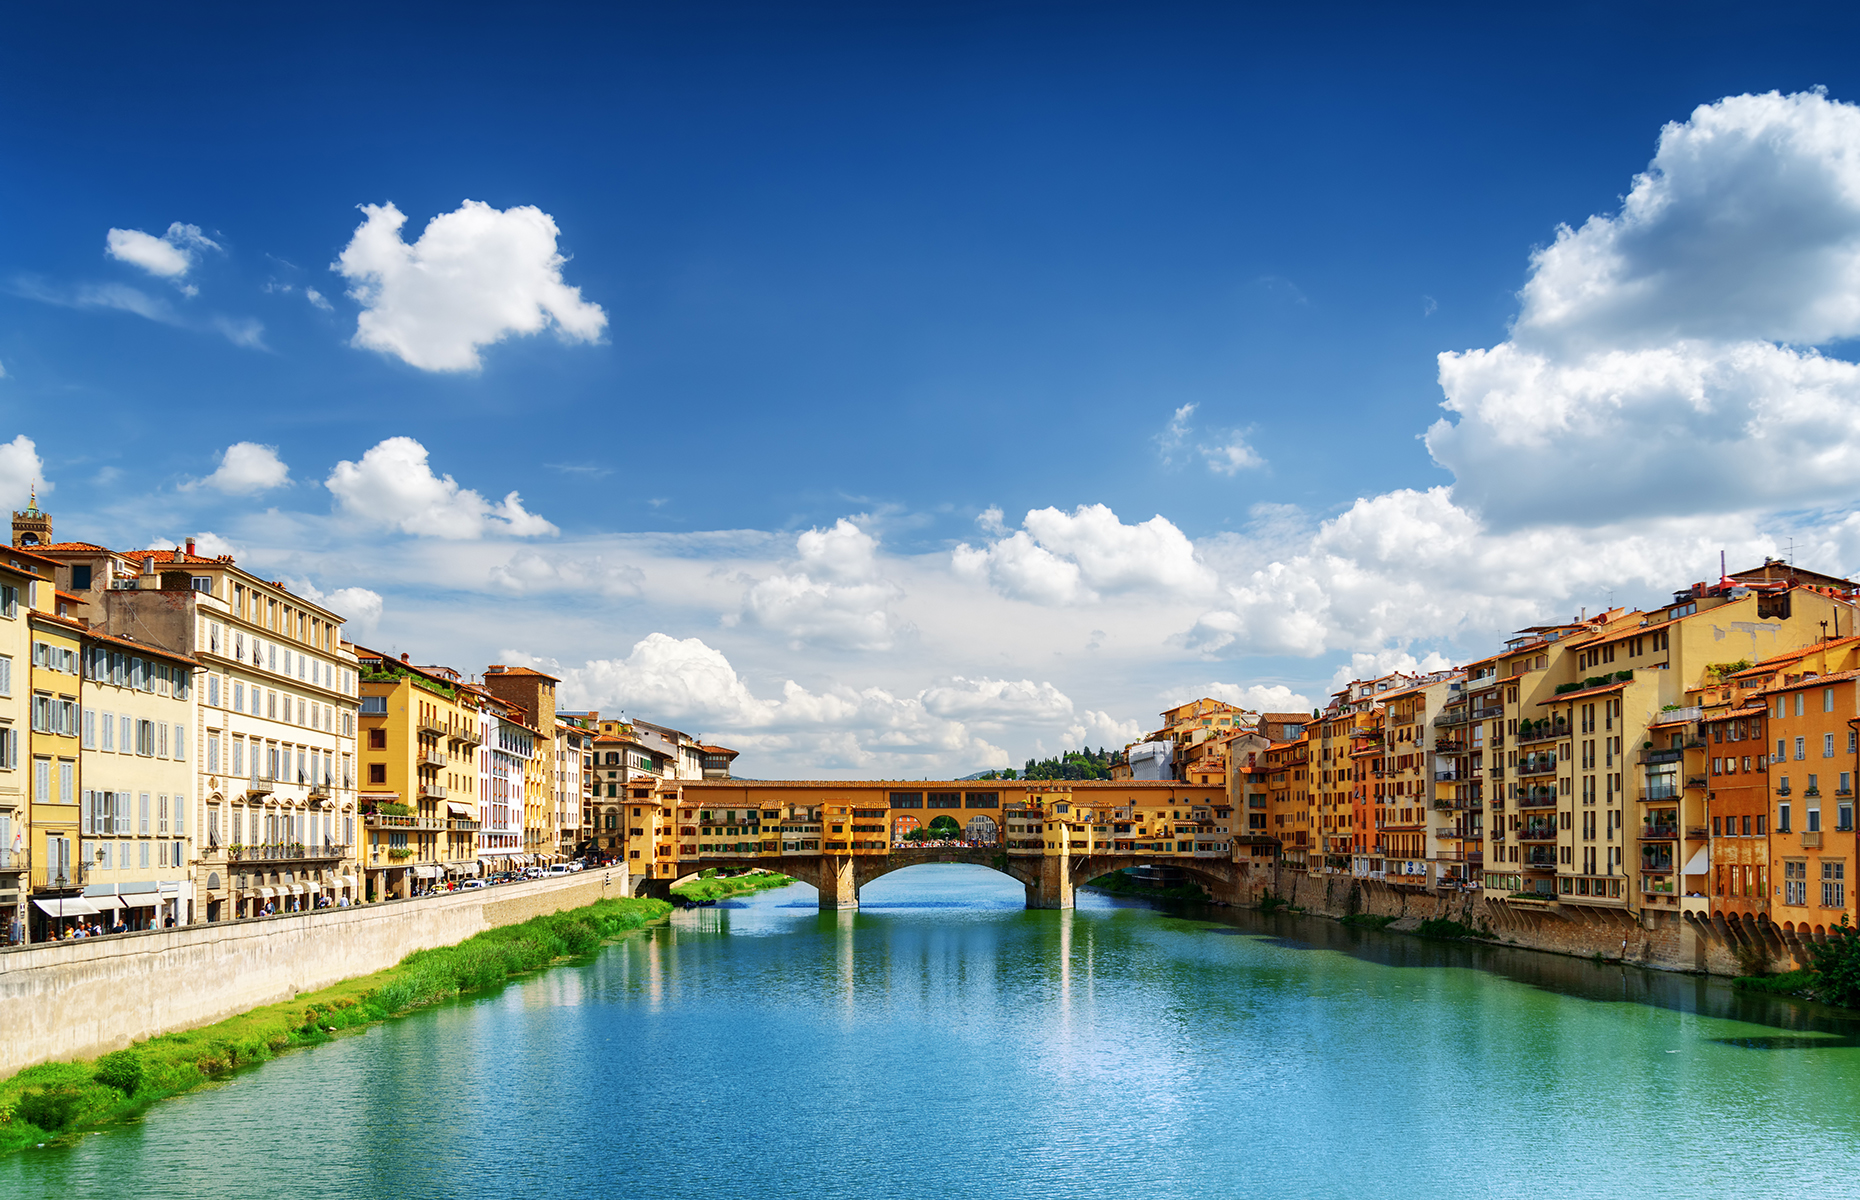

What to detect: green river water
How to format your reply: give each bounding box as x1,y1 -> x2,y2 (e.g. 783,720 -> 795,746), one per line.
3,864 -> 1857,1199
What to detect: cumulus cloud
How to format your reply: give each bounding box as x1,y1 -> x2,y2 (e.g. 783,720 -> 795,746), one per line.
514,635 -> 1135,774
1429,90 -> 1860,525
183,442 -> 290,495
288,579 -> 385,632
740,519 -> 902,650
954,503 -> 1215,605
325,436 -> 558,540
333,200 -> 607,372
0,435 -> 48,508
106,223 -> 219,293
1198,682 -> 1315,713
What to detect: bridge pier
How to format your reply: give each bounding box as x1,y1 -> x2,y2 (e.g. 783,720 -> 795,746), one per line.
817,855 -> 859,910
1024,852 -> 1074,910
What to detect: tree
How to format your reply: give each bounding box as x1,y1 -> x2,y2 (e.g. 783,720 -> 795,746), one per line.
927,815 -> 962,838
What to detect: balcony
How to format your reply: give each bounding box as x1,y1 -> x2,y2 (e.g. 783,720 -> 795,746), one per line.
1522,855 -> 1557,871
1518,756 -> 1558,777
417,717 -> 446,736
1518,825 -> 1558,842
1641,787 -> 1680,803
1434,770 -> 1459,782
450,727 -> 482,746
244,777 -> 277,797
227,842 -> 348,863
1639,825 -> 1680,841
1433,711 -> 1469,728
421,749 -> 449,768
1639,748 -> 1684,766
419,782 -> 448,801
1517,726 -> 1570,746
1517,788 -> 1557,809
1685,825 -> 1709,840
1471,706 -> 1505,721
0,848 -> 25,871
1434,738 -> 1466,753
1685,776 -> 1707,790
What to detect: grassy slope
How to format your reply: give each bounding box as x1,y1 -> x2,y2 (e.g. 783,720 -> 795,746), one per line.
0,895 -> 670,1155
670,870 -> 795,903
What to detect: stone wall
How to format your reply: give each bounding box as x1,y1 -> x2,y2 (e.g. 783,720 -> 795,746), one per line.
0,867 -> 630,1078
1257,866 -> 1779,976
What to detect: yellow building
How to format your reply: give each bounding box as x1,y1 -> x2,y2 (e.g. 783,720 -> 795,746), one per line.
0,548 -> 48,942
78,630 -> 197,929
356,648 -> 484,900
480,664 -> 560,865
26,602 -> 84,936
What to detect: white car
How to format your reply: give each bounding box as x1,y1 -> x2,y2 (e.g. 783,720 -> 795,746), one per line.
462,879 -> 487,890
546,864 -> 571,876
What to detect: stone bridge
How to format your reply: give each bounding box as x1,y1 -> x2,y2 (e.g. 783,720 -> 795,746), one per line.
634,847 -> 1270,910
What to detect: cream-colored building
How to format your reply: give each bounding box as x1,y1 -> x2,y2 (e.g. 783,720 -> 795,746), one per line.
0,547 -> 46,942
20,517 -> 363,923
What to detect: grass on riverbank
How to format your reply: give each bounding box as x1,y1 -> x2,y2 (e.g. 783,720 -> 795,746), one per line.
0,895 -> 670,1156
670,869 -> 794,904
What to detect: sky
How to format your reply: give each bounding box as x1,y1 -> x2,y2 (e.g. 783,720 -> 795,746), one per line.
7,1 -> 1860,777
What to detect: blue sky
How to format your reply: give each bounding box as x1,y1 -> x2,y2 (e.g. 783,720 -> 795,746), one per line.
8,2 -> 1860,776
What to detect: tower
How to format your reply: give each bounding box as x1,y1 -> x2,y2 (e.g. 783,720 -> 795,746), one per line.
11,486 -> 50,547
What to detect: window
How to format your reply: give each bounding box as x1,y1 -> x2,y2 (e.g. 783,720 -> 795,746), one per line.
1827,687 -> 1837,712
368,728 -> 386,749
208,733 -> 221,773
1780,802 -> 1792,832
1809,806 -> 1822,833
0,655 -> 9,696
81,708 -> 95,749
369,763 -> 386,784
1824,861 -> 1846,909
140,792 -> 151,834
1827,733 -> 1838,758
1796,693 -> 1806,717
1796,737 -> 1807,761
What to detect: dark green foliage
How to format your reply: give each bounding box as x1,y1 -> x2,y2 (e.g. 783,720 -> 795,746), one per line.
1805,926 -> 1860,1008
92,1051 -> 143,1096
1732,970 -> 1812,996
1257,894 -> 1291,915
1416,918 -> 1491,941
14,1089 -> 80,1132
978,747 -> 1116,782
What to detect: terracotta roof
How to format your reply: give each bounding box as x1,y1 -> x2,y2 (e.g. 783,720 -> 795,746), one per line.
84,628 -> 198,666
699,745 -> 740,757
482,664 -> 561,681
25,541 -> 111,553
1259,712 -> 1311,724
1750,667 -> 1860,697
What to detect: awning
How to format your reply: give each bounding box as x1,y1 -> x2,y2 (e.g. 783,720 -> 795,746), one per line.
290,884 -> 308,896
446,801 -> 476,819
89,896 -> 123,911
1682,846 -> 1711,874
33,897 -> 100,916
257,887 -> 277,899
414,865 -> 442,879
119,893 -> 160,908
341,876 -> 357,890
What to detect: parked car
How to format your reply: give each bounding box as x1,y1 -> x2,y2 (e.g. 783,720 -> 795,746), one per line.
462,879 -> 487,890
546,864 -> 571,876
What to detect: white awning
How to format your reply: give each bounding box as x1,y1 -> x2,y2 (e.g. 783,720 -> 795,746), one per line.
88,896 -> 123,911
1682,846 -> 1711,874
290,884 -> 308,896
341,876 -> 357,890
257,887 -> 277,899
33,897 -> 100,916
119,893 -> 160,908
446,801 -> 476,819
414,865 -> 442,879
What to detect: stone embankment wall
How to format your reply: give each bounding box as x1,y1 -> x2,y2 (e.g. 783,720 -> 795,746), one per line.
1253,866 -> 1820,977
0,869 -> 630,1078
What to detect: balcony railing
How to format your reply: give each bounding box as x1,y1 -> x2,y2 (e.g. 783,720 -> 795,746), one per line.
1516,789 -> 1557,808
417,717 -> 446,736
246,777 -> 276,796
1641,787 -> 1680,803
1518,756 -> 1557,777
227,842 -> 349,863
1518,825 -> 1558,842
1522,855 -> 1557,870
419,783 -> 448,800
1639,825 -> 1679,841
1471,706 -> 1505,721
1516,723 -> 1570,745
1685,776 -> 1707,790
1433,711 -> 1469,728
0,848 -> 25,871
422,749 -> 448,768
1639,748 -> 1684,765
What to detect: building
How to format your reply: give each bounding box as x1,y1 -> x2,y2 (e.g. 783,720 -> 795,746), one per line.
355,649 -> 484,900
0,547 -> 45,942
16,512 -> 363,925
78,630 -> 198,929
479,665 -> 561,865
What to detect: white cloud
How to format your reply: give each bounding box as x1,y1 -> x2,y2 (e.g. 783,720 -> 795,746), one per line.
1154,402 -> 1265,474
184,442 -> 290,495
305,287 -> 332,312
487,549 -> 644,598
1429,90 -> 1860,526
325,436 -> 558,540
514,635 -> 1134,775
106,223 -> 219,293
954,503 -> 1216,605
1198,682 -> 1315,713
333,200 -> 607,372
288,578 -> 384,632
0,435 -> 48,508
741,519 -> 902,650
14,278 -> 262,348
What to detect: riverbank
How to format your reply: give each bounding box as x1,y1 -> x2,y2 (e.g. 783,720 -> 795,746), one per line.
0,894 -> 670,1156
671,869 -> 795,903
1081,870 -> 1211,903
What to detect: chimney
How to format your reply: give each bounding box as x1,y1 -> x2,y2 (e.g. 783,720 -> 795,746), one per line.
400,652 -> 410,663
185,537 -> 195,556
143,556 -> 155,576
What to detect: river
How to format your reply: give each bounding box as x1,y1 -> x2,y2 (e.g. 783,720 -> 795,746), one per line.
5,864 -> 1860,1199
